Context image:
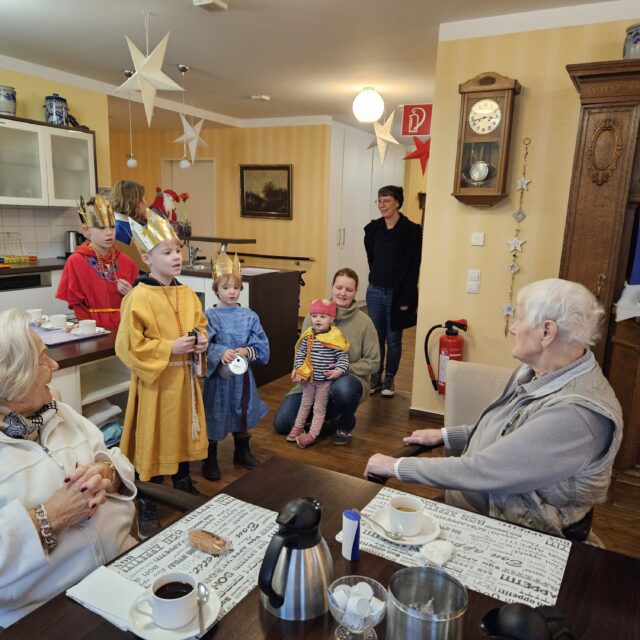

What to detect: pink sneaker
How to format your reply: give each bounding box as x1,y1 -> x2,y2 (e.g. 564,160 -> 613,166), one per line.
296,432 -> 317,449
286,426 -> 305,442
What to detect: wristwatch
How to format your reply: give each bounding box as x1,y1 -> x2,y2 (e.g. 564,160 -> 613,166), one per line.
100,460 -> 117,485
35,503 -> 57,552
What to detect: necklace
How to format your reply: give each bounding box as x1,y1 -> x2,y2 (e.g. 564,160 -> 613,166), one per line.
162,284 -> 184,336
90,244 -> 117,281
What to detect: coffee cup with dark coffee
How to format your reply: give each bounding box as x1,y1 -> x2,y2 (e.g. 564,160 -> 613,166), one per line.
388,495 -> 424,537
133,571 -> 198,629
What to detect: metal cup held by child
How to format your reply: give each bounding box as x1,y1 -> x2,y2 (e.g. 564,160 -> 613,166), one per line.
219,354 -> 248,378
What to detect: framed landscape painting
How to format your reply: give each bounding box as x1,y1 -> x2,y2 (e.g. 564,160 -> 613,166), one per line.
240,164 -> 292,219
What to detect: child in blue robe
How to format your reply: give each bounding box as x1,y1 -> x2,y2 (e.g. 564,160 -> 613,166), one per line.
202,263 -> 269,481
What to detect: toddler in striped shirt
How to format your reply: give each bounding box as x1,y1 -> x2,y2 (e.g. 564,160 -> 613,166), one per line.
286,298 -> 350,448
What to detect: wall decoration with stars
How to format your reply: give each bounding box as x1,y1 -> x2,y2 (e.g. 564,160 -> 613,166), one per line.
404,136 -> 431,174
367,112 -> 399,164
503,137 -> 532,336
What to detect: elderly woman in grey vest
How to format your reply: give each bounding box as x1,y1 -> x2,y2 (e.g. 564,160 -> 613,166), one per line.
365,279 -> 623,537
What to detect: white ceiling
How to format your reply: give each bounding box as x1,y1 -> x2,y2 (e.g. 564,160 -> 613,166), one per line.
0,0 -> 615,133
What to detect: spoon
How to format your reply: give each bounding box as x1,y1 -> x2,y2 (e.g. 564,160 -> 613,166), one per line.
353,509 -> 406,541
196,583 -> 209,636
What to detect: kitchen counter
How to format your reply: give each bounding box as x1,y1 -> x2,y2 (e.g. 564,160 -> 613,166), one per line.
48,331 -> 116,370
0,257 -> 66,273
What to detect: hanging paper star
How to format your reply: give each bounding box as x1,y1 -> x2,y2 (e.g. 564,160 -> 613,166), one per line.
403,136 -> 431,175
114,32 -> 182,127
516,176 -> 531,191
370,112 -> 399,164
174,114 -> 209,163
503,304 -> 515,317
512,208 -> 527,223
507,237 -> 526,252
507,262 -> 520,274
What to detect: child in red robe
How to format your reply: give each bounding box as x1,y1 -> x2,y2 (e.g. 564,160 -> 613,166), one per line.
56,195 -> 138,332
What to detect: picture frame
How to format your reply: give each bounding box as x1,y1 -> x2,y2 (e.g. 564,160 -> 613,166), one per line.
240,164 -> 292,219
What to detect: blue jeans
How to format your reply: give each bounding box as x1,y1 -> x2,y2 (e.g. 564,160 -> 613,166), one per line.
366,284 -> 403,376
273,374 -> 363,435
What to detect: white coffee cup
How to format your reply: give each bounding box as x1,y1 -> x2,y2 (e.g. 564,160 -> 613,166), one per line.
133,571 -> 198,630
26,308 -> 43,323
78,319 -> 97,335
49,314 -> 67,329
388,495 -> 424,537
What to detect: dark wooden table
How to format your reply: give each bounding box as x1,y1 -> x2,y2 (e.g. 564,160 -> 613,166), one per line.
5,457 -> 640,639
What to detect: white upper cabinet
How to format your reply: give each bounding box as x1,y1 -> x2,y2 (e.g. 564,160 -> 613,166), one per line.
0,117 -> 96,207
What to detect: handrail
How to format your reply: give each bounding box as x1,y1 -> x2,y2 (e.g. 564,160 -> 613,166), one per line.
235,251 -> 315,263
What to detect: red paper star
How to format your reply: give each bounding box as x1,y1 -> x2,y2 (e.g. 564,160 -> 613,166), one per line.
404,136 -> 431,174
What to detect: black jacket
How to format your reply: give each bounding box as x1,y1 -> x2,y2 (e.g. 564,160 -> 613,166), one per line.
364,213 -> 423,330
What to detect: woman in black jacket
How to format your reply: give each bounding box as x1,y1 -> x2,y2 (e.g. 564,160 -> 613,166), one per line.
364,185 -> 422,397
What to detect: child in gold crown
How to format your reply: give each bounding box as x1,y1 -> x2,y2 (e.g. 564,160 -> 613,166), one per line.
287,298 -> 350,448
115,212 -> 208,538
201,252 -> 269,481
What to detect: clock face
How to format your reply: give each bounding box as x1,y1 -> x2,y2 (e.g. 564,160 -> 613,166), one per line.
468,99 -> 501,134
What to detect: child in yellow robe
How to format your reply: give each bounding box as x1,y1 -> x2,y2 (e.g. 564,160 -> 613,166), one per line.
116,212 -> 208,537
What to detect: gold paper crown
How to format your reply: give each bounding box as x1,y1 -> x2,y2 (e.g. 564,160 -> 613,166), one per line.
130,210 -> 180,254
213,251 -> 241,280
77,195 -> 115,228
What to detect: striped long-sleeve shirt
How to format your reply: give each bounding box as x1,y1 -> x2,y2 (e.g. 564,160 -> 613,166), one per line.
294,328 -> 350,382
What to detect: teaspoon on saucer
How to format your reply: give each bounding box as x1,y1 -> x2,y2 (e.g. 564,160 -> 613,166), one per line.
353,509 -> 406,541
197,583 -> 209,636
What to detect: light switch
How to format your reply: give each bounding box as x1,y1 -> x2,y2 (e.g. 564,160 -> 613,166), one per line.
471,232 -> 485,246
468,269 -> 481,281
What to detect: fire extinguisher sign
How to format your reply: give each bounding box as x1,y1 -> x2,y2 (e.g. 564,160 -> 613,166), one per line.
401,104 -> 433,137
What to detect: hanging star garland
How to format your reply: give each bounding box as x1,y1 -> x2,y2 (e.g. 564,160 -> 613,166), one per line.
504,137 -> 532,336
368,112 -> 399,164
114,32 -> 182,127
174,114 -> 209,162
403,136 -> 431,174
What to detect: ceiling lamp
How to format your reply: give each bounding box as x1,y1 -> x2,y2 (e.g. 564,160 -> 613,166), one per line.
177,64 -> 191,169
352,87 -> 384,123
124,69 -> 138,168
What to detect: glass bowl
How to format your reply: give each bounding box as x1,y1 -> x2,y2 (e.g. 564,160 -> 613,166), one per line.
328,575 -> 387,640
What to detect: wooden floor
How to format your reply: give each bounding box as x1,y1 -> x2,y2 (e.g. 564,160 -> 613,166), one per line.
189,325 -> 640,560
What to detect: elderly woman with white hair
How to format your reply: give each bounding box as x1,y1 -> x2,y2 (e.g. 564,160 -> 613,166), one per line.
365,279 -> 623,537
0,309 -> 137,627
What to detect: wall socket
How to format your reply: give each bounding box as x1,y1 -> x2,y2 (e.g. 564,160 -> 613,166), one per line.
471,232 -> 485,246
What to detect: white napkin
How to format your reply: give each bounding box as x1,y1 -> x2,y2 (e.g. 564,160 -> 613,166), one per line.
66,565 -> 145,631
420,539 -> 454,566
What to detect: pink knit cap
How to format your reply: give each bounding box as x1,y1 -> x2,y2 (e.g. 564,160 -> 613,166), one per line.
310,298 -> 336,317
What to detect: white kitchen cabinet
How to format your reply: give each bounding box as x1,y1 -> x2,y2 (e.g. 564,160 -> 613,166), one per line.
49,269 -> 70,314
0,116 -> 96,207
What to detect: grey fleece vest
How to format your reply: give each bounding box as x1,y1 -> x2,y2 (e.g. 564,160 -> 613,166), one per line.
462,355 -> 623,536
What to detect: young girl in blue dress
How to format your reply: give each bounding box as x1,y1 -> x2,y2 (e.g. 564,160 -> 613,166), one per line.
202,252 -> 269,480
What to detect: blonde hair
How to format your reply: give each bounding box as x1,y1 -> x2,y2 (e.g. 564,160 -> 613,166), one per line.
110,180 -> 146,222
213,273 -> 243,294
517,278 -> 605,347
0,309 -> 40,404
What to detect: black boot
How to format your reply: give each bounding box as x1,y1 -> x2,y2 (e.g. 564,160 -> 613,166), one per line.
136,497 -> 160,540
202,441 -> 221,481
172,474 -> 207,498
233,434 -> 260,470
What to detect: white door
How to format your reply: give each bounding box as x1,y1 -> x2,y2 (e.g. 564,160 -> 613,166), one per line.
161,159 -> 216,236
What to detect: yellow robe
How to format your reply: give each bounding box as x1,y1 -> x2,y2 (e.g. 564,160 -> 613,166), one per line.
116,283 -> 208,480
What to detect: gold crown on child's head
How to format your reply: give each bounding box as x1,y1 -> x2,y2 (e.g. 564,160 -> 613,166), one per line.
213,251 -> 241,280
77,195 -> 115,228
129,211 -> 180,254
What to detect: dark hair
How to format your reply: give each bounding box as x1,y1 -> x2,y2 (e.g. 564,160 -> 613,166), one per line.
110,180 -> 146,222
332,267 -> 359,290
378,185 -> 404,209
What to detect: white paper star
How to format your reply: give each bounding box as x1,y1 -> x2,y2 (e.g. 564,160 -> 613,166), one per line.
174,114 -> 209,162
371,112 -> 399,164
503,304 -> 515,317
507,262 -> 520,274
516,176 -> 531,191
507,237 -> 526,252
114,32 -> 182,127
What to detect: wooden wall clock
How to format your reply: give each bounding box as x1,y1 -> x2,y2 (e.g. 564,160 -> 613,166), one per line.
452,72 -> 521,206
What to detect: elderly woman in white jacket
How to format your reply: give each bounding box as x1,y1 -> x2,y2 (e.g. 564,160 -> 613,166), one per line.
0,309 -> 137,627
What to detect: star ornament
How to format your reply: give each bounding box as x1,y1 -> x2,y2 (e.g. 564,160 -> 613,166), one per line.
507,237 -> 526,252
114,32 -> 182,127
371,112 -> 399,164
503,304 -> 515,317
404,136 -> 431,175
174,114 -> 209,162
516,176 -> 531,191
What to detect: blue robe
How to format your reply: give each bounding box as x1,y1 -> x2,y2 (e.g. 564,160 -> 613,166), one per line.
203,305 -> 269,440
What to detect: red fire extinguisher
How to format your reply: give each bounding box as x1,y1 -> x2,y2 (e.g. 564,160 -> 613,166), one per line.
424,319 -> 469,394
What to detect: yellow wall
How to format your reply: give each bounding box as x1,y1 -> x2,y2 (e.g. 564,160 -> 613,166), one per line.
110,125 -> 331,310
1,68 -> 111,187
403,153 -> 428,225
411,18 -> 640,415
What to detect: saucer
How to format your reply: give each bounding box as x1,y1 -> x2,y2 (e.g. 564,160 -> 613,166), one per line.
40,322 -> 71,331
370,508 -> 440,546
129,589 -> 221,640
71,326 -> 107,336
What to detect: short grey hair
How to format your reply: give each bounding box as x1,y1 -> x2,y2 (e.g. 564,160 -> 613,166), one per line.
517,279 -> 605,347
0,309 -> 40,404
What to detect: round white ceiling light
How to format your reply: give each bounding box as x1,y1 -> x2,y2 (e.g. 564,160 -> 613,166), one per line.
352,87 -> 384,123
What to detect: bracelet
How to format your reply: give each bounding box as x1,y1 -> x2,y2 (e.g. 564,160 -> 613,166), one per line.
100,461 -> 117,486
34,503 -> 57,552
